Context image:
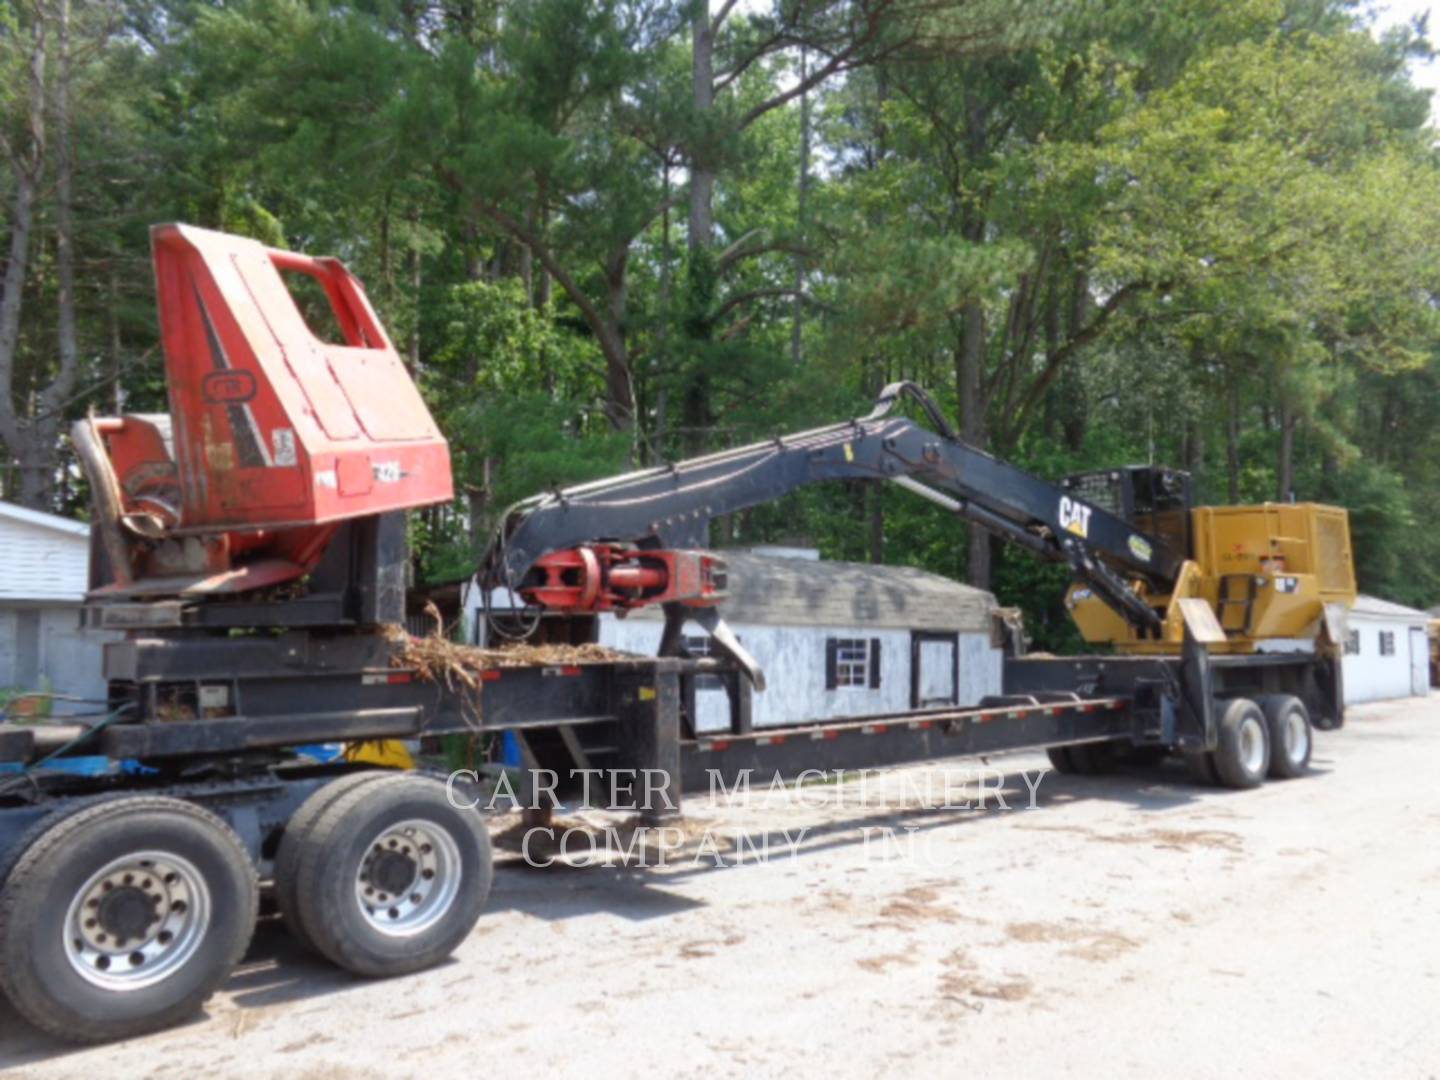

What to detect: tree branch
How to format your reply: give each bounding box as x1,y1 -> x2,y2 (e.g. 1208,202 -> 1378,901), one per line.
710,0 -> 743,35
714,286 -> 824,323
440,170 -> 616,351
1007,280 -> 1159,436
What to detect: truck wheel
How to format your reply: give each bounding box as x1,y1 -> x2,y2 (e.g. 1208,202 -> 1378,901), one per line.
1065,742 -> 1120,775
1045,746 -> 1078,773
1120,745 -> 1169,768
0,796 -> 257,1043
1258,695 -> 1313,779
275,770 -> 402,951
292,773 -> 492,977
1211,697 -> 1270,789
1183,749 -> 1220,786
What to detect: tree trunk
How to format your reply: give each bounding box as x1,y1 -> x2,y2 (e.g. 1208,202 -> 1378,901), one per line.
652,165 -> 673,461
0,12 -> 48,508
1226,376 -> 1241,504
467,455 -> 492,551
956,303 -> 990,587
957,86 -> 993,588
50,0 -> 79,410
790,45 -> 809,367
534,196 -> 551,309
1277,399 -> 1296,503
16,0 -> 83,512
688,6 -> 715,252
1182,418 -> 1204,475
519,204 -> 535,302
379,189 -> 394,312
109,269 -> 123,413
601,250 -> 634,433
408,222 -> 422,372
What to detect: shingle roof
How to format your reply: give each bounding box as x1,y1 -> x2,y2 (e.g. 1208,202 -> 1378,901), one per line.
629,551 -> 995,633
1351,594 -> 1429,621
0,500 -> 89,538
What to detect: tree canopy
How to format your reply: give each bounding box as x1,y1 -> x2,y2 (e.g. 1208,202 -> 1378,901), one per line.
3,0 -> 1439,645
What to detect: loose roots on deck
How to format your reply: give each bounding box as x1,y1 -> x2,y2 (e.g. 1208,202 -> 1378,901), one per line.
380,624 -> 635,716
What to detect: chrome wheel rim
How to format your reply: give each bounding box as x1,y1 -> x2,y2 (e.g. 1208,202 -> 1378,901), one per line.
64,851 -> 211,991
1239,716 -> 1266,775
355,819 -> 462,937
1285,710 -> 1310,764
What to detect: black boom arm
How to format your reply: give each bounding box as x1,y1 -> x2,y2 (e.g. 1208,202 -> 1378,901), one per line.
484,383 -> 1181,631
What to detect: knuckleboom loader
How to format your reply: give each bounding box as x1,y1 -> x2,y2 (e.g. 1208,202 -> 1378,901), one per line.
0,226 -> 1354,1042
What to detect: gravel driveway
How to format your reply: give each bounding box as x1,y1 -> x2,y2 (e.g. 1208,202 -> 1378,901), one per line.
4,696 -> 1438,1078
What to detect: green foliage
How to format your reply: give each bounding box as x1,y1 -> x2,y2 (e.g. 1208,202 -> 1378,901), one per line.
6,0 -> 1440,635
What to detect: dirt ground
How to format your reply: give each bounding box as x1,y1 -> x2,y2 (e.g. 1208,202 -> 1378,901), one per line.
4,695 -> 1440,1078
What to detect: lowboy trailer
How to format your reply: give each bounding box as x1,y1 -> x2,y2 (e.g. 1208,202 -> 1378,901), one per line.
0,225 -> 1349,1043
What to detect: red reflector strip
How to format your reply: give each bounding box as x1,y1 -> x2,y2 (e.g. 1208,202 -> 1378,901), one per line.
388,672 -> 411,685
757,735 -> 785,746
911,720 -> 931,730
710,739 -> 731,752
542,665 -> 582,677
810,729 -> 840,741
480,671 -> 502,682
861,723 -> 889,735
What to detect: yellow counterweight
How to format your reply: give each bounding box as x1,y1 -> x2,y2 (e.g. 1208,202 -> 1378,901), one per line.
1066,503 -> 1356,654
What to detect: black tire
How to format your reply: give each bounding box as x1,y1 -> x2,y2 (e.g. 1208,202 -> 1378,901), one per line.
1067,741 -> 1121,775
1045,746 -> 1078,774
293,773 -> 492,977
1183,749 -> 1220,786
1119,744 -> 1169,768
0,796 -> 257,1043
274,770 -> 399,951
1211,697 -> 1270,789
1258,694 -> 1313,779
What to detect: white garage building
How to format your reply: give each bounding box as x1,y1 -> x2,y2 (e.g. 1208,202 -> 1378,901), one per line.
467,547 -> 1004,734
0,501 -> 113,702
1342,594 -> 1430,704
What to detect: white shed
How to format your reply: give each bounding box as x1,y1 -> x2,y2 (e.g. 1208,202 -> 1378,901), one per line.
0,501 -> 114,702
1342,594 -> 1430,704
463,548 -> 1004,734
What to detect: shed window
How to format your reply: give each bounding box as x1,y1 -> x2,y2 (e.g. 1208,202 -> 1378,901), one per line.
1379,630 -> 1396,657
1344,629 -> 1360,655
826,637 -> 881,690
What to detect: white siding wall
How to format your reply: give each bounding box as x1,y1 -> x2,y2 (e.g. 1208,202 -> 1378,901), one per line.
0,604 -> 113,700
600,618 -> 1003,733
0,518 -> 89,601
1343,615 -> 1428,704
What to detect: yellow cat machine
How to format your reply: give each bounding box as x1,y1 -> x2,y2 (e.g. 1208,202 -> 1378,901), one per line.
1061,470 -> 1356,654
0,227 -> 1356,1043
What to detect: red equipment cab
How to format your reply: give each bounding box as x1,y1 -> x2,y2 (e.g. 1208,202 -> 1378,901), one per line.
76,224 -> 452,600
